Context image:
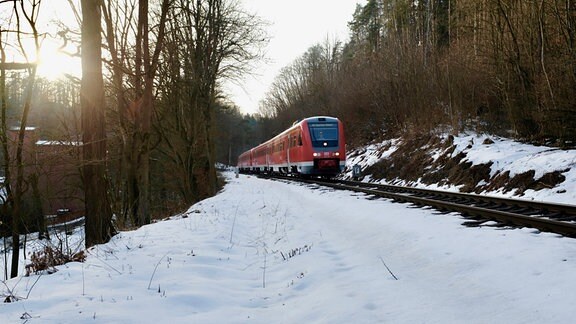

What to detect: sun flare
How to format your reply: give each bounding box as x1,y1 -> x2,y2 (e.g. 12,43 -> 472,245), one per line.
36,41 -> 80,80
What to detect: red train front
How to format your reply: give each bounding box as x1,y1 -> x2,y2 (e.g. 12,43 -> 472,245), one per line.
238,116 -> 346,177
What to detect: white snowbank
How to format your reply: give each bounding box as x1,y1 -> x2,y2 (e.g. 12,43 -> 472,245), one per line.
345,133 -> 576,204
1,133 -> 576,323
1,171 -> 576,323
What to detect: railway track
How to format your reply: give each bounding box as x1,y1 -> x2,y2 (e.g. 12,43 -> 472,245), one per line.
260,174 -> 576,238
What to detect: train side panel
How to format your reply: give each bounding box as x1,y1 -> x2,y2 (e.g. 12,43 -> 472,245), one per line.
237,150 -> 252,172
268,135 -> 289,173
286,127 -> 304,173
252,144 -> 268,173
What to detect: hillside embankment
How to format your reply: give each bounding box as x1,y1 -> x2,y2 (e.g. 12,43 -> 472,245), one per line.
344,133 -> 573,200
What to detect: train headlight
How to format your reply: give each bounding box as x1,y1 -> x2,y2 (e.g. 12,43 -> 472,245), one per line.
335,152 -> 340,156
313,152 -> 320,157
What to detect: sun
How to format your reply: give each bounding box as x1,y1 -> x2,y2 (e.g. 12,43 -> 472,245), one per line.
36,40 -> 81,80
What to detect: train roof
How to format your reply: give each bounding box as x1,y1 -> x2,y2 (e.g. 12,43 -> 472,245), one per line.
239,116 -> 342,155
276,116 -> 340,138
300,116 -> 339,123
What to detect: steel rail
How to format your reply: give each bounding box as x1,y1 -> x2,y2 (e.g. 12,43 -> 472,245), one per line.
338,179 -> 576,219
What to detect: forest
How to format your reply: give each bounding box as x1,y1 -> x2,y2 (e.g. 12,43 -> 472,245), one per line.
258,0 -> 576,149
1,0 -> 575,279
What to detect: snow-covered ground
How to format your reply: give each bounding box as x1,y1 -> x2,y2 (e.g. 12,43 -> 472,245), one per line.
1,134 -> 576,323
343,133 -> 576,205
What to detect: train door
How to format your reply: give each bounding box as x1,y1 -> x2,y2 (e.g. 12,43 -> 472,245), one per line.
266,145 -> 271,172
287,131 -> 299,174
287,134 -> 291,172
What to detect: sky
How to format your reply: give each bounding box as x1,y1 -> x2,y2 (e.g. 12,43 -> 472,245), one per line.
1,132 -> 576,323
226,0 -> 363,114
4,0 -> 363,115
1,1 -> 82,80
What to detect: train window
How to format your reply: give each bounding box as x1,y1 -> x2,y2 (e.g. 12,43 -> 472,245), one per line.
308,122 -> 338,147
298,133 -> 302,146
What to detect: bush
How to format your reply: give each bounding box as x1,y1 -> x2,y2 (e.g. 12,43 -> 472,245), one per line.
25,246 -> 86,276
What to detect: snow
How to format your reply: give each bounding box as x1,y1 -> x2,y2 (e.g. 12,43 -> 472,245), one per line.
1,134 -> 576,323
343,133 -> 576,204
450,134 -> 575,180
444,135 -> 576,203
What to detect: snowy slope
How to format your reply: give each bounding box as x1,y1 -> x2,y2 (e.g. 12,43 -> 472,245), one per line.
2,134 -> 576,323
2,170 -> 576,323
343,133 -> 576,204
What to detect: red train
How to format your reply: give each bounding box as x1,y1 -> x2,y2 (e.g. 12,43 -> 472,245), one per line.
237,116 -> 346,177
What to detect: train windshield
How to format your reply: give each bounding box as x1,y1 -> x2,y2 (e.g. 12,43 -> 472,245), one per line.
308,122 -> 339,147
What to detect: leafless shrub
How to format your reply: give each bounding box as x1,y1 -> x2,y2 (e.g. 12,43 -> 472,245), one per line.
280,244 -> 312,261
25,246 -> 85,276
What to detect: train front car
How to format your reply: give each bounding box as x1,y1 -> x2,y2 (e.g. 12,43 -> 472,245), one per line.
297,116 -> 346,177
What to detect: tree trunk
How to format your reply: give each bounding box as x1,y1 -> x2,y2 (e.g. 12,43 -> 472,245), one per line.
81,0 -> 114,248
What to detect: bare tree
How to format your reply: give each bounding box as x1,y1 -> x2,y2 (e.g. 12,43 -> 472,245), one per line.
155,0 -> 267,204
0,0 -> 47,279
80,0 -> 114,247
99,0 -> 172,226
131,0 -> 171,226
